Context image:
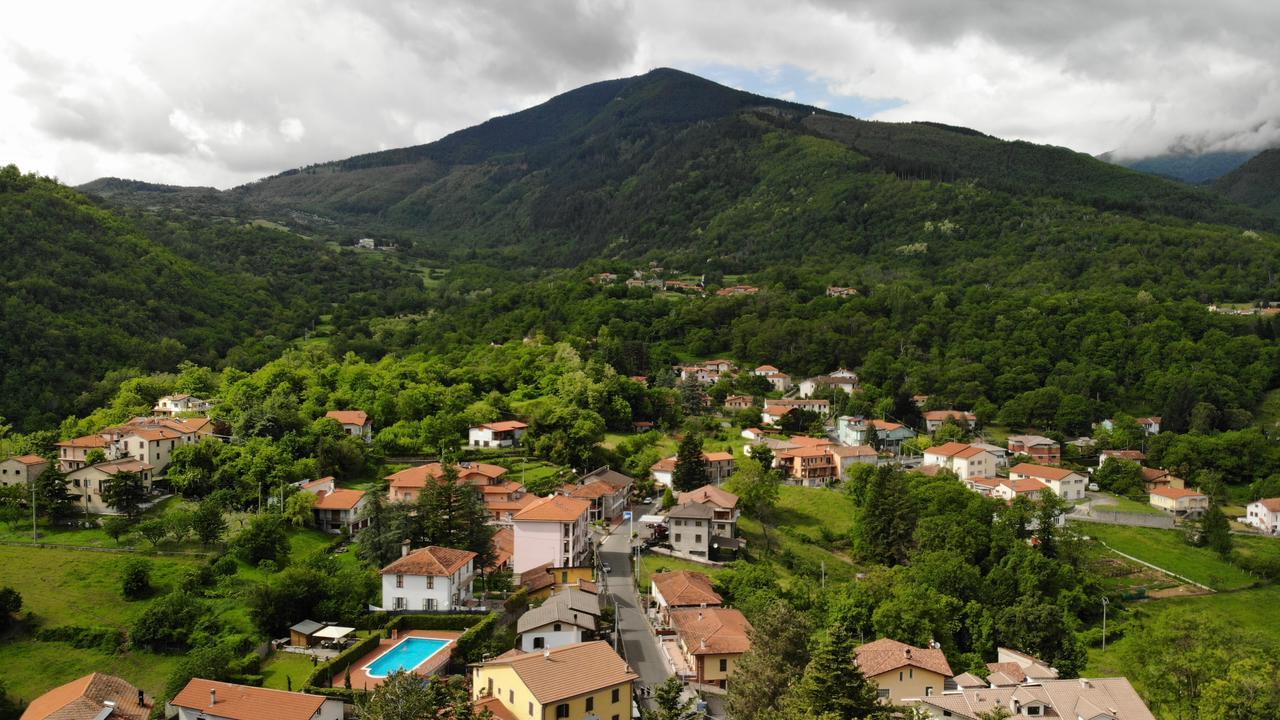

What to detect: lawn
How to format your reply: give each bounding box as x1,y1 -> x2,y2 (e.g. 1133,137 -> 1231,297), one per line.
737,485 -> 862,588
1091,493 -> 1164,516
0,497 -> 211,552
0,640 -> 183,704
635,553 -> 725,589
494,457 -> 571,486
1075,522 -> 1258,591
261,651 -> 321,691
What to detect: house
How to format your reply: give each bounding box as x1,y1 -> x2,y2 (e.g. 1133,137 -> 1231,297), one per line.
470,641 -> 636,720
854,638 -> 953,702
171,679 -> 342,720
0,454 -> 49,488
991,476 -> 1049,501
512,495 -> 592,574
650,570 -> 722,625
798,370 -> 859,398
922,410 -> 976,433
1007,435 -> 1061,465
1100,449 -> 1146,464
632,419 -> 655,432
518,563 -> 597,601
761,404 -> 794,427
715,285 -> 759,296
109,427 -> 188,474
829,444 -> 880,477
324,410 -> 371,442
776,445 -> 838,486
152,394 -> 212,416
741,427 -> 766,442
921,443 -> 997,481
769,397 -> 831,415
763,371 -> 793,392
678,484 -> 740,542
909,677 -> 1155,720
666,502 -> 717,558
1244,497 -> 1280,534
1008,463 -> 1087,500
1149,487 -> 1209,517
668,607 -> 752,689
752,365 -> 780,376
986,647 -> 1060,685
490,526 -> 514,572
827,286 -> 859,297
1136,416 -> 1162,435
665,279 -> 704,293
468,421 -> 529,448
1140,466 -> 1184,492
55,435 -> 112,472
590,272 -> 618,284
20,673 -> 150,720
836,416 -> 917,456
517,587 -> 601,652
576,467 -> 633,521
650,451 -> 736,487
65,460 -> 154,514
973,442 -> 1009,467
561,479 -> 618,524
723,394 -> 754,410
355,237 -> 376,249
300,477 -> 368,534
377,544 -> 477,612
387,462 -> 532,522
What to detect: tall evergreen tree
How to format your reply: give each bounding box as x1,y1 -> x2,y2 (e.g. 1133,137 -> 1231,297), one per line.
671,434 -> 707,492
851,466 -> 915,565
783,621 -> 889,719
102,471 -> 148,518
726,599 -> 811,719
356,490 -> 399,567
34,467 -> 75,521
1201,503 -> 1233,558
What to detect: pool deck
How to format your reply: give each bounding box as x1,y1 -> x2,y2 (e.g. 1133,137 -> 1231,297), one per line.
333,629 -> 462,690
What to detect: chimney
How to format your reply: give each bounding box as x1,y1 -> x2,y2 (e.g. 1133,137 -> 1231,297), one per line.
209,690 -> 217,706
137,690 -> 146,707
904,647 -> 912,659
543,649 -> 551,660
401,540 -> 411,557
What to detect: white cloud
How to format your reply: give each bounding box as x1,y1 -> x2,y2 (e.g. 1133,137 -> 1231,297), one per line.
1,0 -> 1276,187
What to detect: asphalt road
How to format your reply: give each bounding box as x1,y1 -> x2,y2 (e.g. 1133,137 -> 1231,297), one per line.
599,519 -> 672,709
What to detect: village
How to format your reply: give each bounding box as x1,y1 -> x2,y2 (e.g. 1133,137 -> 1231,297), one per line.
4,353 -> 1278,720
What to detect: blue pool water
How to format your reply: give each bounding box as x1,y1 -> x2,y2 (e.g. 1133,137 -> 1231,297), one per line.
364,637 -> 450,678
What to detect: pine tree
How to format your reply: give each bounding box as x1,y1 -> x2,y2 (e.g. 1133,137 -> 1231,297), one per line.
102,471 -> 148,519
726,599 -> 811,719
1201,503 -> 1233,558
671,434 -> 707,492
851,466 -> 915,565
356,490 -> 395,567
783,621 -> 889,719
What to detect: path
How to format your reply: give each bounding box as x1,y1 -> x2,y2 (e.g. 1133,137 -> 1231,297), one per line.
599,518 -> 671,709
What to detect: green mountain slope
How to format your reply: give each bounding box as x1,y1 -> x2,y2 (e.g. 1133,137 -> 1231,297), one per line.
0,166 -> 424,431
1098,150 -> 1259,184
1214,148 -> 1280,220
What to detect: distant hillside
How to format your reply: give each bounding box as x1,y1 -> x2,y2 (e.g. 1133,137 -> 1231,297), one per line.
0,166 -> 423,431
85,68 -> 1273,266
1098,150 -> 1259,184
1214,148 -> 1280,220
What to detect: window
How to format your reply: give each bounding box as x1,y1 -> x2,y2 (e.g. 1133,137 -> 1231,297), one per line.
925,687 -> 933,696
695,535 -> 702,543
898,671 -> 903,682
561,571 -> 569,583
555,703 -> 569,718
674,534 -> 682,543
427,598 -> 437,610
909,668 -> 913,678
533,637 -> 545,649
426,577 -> 434,589
553,623 -> 562,632
585,696 -> 594,712
487,678 -> 493,696
395,574 -> 404,588
612,689 -> 619,703
1026,706 -> 1041,717
509,690 -> 513,703
719,658 -> 727,672
393,597 -> 406,610
877,688 -> 891,700
528,702 -> 533,717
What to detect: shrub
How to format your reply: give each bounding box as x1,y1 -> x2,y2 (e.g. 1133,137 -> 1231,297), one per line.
34,625 -> 125,652
130,592 -> 208,651
121,559 -> 153,600
211,554 -> 238,576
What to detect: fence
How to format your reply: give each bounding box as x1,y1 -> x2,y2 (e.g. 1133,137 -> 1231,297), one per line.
1085,510 -> 1175,529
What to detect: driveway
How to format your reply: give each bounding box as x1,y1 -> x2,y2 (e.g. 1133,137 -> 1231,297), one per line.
599,514 -> 672,709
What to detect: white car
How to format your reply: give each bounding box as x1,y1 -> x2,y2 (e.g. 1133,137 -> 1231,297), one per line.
1087,482 -> 1100,492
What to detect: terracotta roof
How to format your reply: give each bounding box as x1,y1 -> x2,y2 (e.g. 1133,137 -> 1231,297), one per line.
667,502 -> 716,519
387,462 -> 508,489
952,672 -> 988,688
563,479 -> 617,500
171,679 -> 326,720
118,427 -> 183,442
651,570 -> 722,607
704,451 -> 735,462
380,546 -> 476,576
489,527 -> 514,569
301,477 -> 335,490
761,405 -> 793,416
514,495 -> 591,522
779,445 -> 834,459
1102,450 -> 1146,461
482,420 -> 528,432
855,638 -> 953,678
669,607 -> 752,655
473,698 -> 519,720
871,419 -> 904,431
651,456 -> 678,473
986,661 -> 1028,683
677,484 -> 739,510
56,435 -> 109,448
1007,434 -> 1056,447
1136,416 -> 1162,425
1000,477 -> 1049,494
829,445 -> 878,457
788,435 -> 833,447
7,454 -> 48,465
1009,463 -> 1078,482
755,365 -> 779,372
21,673 -> 149,720
519,563 -> 556,593
1255,497 -> 1280,512
80,460 -> 154,475
324,410 -> 368,427
1140,466 -> 1170,482
312,488 -> 366,510
1151,486 -> 1206,500
474,641 -> 636,704
926,442 -> 988,459
923,410 -> 976,422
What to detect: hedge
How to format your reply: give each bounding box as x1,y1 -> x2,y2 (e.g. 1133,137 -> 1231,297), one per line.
450,612 -> 500,670
386,613 -> 490,632
304,633 -> 382,689
34,625 -> 125,652
502,586 -> 530,615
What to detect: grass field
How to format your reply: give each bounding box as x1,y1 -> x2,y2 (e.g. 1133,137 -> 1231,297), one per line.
1076,522 -> 1258,591
0,497 -> 211,552
1091,493 -> 1164,516
261,651 -> 321,690
1,640 -> 183,704
738,485 -> 862,587
635,553 -> 725,589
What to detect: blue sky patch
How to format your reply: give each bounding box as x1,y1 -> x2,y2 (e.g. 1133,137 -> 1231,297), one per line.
687,63 -> 904,118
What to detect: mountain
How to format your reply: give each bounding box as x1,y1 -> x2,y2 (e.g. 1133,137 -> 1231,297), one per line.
1098,150 -> 1260,184
1214,148 -> 1280,220
0,166 -> 424,432
86,68 -> 1273,266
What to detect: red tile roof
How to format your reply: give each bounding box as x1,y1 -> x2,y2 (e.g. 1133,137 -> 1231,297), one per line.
56,435 -> 109,448
21,673 -> 149,720
474,641 -> 636,704
651,570 -> 722,607
1256,498 -> 1280,512
677,484 -> 739,510
380,546 -> 476,576
1151,486 -> 1206,500
563,479 -> 617,500
1009,462 -> 1078,482
855,638 -> 953,678
669,607 -> 752,655
482,420 -> 528,432
514,494 -> 591,522
324,410 -> 368,427
312,488 -> 366,510
171,679 -> 326,720
387,462 -> 507,489
8,454 -> 48,465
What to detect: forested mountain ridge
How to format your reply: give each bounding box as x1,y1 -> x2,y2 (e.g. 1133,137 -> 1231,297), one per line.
1097,149 -> 1260,184
0,166 -> 425,432
84,68 -> 1274,266
1214,148 -> 1280,220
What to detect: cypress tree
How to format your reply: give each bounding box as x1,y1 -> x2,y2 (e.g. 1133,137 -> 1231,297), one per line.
672,434 -> 707,492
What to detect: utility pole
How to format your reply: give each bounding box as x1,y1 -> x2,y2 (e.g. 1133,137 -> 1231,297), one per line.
31,478 -> 38,539
1101,596 -> 1110,649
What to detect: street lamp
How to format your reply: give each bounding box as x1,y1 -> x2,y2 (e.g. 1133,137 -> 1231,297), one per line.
1101,596 -> 1111,649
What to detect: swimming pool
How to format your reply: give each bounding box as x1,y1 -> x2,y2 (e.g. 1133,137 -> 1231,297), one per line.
364,637 -> 451,678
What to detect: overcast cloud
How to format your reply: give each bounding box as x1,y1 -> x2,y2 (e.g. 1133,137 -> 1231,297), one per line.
2,0 -> 1277,188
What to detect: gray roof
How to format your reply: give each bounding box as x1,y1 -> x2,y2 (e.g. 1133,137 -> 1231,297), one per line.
667,502 -> 716,519
517,591 -> 599,633
581,467 -> 633,490
290,619 -> 324,635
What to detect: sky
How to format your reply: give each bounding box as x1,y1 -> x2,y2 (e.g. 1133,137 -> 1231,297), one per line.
3,0 -> 1278,189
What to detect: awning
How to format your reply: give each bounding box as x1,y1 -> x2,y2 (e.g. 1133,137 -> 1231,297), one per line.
638,514 -> 667,524
313,625 -> 354,640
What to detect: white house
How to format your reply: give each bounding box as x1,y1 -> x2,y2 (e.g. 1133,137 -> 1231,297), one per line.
921,442 -> 997,480
1008,463 -> 1087,501
65,460 -> 154,514
300,477 -> 368,534
516,587 -> 600,651
990,476 -> 1048,501
152,394 -> 212,416
0,454 -> 49,488
172,679 -> 342,720
378,545 -> 477,612
798,369 -> 859,398
1136,416 -> 1162,435
922,410 -> 976,432
1149,487 -> 1209,517
512,495 -> 592,574
649,451 -> 736,487
110,427 -> 186,475
324,410 -> 372,442
1245,498 -> 1280,534
468,420 -> 529,448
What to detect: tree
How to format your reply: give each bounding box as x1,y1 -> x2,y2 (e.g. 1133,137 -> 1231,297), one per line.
661,485 -> 675,510
130,591 -> 208,651
1032,490 -> 1070,558
101,471 -> 148,518
166,509 -> 194,543
0,587 -> 21,630
35,467 -> 75,521
233,512 -> 290,566
84,448 -> 107,466
783,621 -> 889,719
726,456 -> 781,551
851,466 -> 915,565
136,518 -> 168,547
192,499 -> 228,546
102,516 -> 133,544
1201,503 -> 1233,558
354,671 -> 485,720
121,558 -> 153,599
1120,608 -> 1245,718
726,599 -> 810,719
284,491 -> 316,527
1093,458 -> 1145,497
671,434 -> 707,492
0,678 -> 22,720
643,677 -> 698,720
1197,658 -> 1280,720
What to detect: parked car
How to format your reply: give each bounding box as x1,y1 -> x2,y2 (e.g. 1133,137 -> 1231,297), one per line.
1087,482 -> 1100,491
601,562 -> 612,574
